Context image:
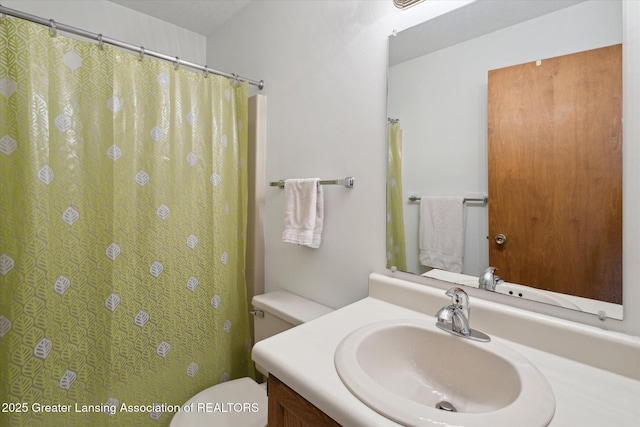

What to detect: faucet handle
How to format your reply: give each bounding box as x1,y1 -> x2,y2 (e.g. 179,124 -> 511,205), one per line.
445,287 -> 469,320
445,287 -> 468,308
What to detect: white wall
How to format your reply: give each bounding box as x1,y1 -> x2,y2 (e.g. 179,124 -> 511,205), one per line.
205,0 -> 470,309
207,0 -> 640,337
389,0 -> 622,276
2,0 -> 206,64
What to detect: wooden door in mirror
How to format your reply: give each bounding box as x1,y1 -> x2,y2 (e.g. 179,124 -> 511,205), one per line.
488,44 -> 622,304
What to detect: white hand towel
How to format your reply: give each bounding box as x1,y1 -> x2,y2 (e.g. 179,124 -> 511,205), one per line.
419,196 -> 465,273
282,178 -> 324,248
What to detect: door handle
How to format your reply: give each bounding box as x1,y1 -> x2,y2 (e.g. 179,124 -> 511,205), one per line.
495,234 -> 507,245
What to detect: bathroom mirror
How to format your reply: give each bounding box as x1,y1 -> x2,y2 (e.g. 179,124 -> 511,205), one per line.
386,0 -> 623,319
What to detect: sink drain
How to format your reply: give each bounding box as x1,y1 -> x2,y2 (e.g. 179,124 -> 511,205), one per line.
435,401 -> 457,412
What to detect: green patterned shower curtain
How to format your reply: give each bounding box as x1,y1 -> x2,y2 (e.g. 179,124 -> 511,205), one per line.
386,121 -> 406,271
0,17 -> 253,426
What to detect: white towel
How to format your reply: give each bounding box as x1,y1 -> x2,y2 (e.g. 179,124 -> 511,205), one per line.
282,178 -> 324,248
419,196 -> 465,273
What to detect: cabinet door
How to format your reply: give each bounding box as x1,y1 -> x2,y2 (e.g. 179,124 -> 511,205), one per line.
268,375 -> 342,427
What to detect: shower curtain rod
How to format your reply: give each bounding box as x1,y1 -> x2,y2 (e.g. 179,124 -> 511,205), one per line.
0,4 -> 265,90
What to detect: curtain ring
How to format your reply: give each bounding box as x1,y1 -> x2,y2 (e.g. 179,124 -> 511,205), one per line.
174,57 -> 180,71
97,34 -> 104,50
138,46 -> 145,61
231,73 -> 240,87
49,19 -> 57,37
203,65 -> 209,79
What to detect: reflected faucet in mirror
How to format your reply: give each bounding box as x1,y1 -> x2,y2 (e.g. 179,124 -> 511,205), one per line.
479,267 -> 504,292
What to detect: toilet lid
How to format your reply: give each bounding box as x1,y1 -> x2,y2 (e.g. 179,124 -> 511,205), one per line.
169,377 -> 267,427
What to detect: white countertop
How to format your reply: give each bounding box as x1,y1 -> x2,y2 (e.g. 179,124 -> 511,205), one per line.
253,282 -> 640,426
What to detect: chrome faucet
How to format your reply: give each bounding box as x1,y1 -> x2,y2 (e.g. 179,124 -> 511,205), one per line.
436,287 -> 471,335
435,287 -> 490,342
478,266 -> 504,291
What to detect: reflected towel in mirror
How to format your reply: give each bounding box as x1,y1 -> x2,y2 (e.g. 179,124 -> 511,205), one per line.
419,196 -> 465,273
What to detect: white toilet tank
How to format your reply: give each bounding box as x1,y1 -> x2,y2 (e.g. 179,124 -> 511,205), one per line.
251,291 -> 333,376
252,290 -> 333,341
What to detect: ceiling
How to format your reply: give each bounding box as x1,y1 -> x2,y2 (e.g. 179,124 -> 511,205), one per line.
389,0 -> 584,66
108,0 -> 253,36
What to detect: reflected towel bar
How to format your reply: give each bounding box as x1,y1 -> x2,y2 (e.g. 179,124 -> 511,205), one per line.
270,177 -> 355,189
409,195 -> 488,204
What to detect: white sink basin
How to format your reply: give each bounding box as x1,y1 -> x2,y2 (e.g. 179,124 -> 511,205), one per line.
335,319 -> 555,427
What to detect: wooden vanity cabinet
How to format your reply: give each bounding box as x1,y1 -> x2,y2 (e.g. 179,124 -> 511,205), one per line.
268,375 -> 342,426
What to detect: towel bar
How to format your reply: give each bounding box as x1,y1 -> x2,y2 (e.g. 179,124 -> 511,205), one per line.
409,195 -> 488,204
270,177 -> 355,189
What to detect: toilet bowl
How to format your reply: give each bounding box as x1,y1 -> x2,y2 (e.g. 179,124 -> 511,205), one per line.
169,290 -> 332,427
169,378 -> 267,427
